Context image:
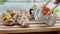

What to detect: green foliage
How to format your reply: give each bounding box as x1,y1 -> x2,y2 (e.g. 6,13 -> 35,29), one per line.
0,0 -> 7,2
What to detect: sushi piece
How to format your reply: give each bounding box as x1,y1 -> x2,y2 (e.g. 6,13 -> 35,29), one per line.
17,10 -> 29,27
41,4 -> 53,16
29,4 -> 37,19
18,15 -> 29,27
42,3 -> 60,26
1,12 -> 15,25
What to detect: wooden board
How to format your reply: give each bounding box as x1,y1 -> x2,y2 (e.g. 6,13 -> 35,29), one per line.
0,17 -> 60,33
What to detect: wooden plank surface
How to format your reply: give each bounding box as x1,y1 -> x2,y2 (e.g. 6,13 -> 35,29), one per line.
0,17 -> 60,33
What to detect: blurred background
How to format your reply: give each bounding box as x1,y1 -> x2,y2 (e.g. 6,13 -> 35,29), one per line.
0,0 -> 60,17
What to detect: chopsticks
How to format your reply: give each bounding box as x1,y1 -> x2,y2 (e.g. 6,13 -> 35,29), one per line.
44,0 -> 51,7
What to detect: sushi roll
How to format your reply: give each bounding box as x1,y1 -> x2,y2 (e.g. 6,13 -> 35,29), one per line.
1,12 -> 15,26
29,4 -> 37,19
41,4 -> 53,16
17,10 -> 29,27
17,15 -> 29,27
